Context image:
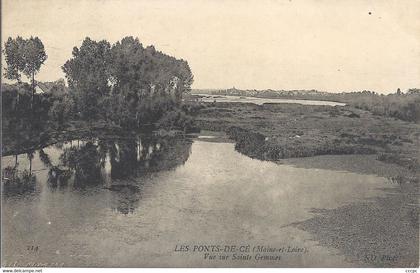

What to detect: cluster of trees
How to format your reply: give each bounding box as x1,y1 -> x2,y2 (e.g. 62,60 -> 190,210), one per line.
325,89 -> 420,123
314,90 -> 419,123
2,36 -> 61,145
2,83 -> 53,152
60,36 -> 194,128
200,87 -> 420,123
3,36 -> 194,133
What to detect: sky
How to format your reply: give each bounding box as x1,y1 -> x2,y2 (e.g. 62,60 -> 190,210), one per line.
2,0 -> 420,94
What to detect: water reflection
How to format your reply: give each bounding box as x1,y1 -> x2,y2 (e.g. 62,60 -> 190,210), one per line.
2,136 -> 406,267
2,134 -> 193,214
60,142 -> 103,187
107,184 -> 142,215
2,166 -> 36,196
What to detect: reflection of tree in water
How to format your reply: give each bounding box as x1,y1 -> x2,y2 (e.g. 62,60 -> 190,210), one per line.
98,135 -> 193,214
98,135 -> 192,179
107,184 -> 141,215
37,149 -> 72,189
141,136 -> 192,172
36,135 -> 192,214
2,166 -> 36,196
5,135 -> 192,212
2,150 -> 38,196
60,142 -> 103,188
102,138 -> 139,179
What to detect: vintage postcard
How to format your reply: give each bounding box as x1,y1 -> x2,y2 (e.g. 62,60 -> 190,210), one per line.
1,0 -> 419,271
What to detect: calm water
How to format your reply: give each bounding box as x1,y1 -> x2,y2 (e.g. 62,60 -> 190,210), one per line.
195,94 -> 346,106
1,133 -> 394,267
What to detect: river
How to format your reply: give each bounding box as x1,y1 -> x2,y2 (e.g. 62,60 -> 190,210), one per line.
1,132 -> 400,267
194,94 -> 346,106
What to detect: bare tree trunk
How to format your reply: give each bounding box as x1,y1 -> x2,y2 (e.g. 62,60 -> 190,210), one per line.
15,154 -> 18,167
29,157 -> 32,174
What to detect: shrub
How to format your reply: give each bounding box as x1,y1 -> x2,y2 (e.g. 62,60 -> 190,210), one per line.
157,110 -> 195,131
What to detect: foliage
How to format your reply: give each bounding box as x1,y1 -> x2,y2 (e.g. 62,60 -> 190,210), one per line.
3,36 -> 47,104
62,36 -> 194,127
343,92 -> 420,123
62,38 -> 111,120
156,109 -> 194,131
2,83 -> 54,152
3,36 -> 194,136
3,37 -> 26,82
21,37 -> 48,81
48,95 -> 75,129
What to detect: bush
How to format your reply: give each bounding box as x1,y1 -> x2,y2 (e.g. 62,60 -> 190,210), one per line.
156,110 -> 195,131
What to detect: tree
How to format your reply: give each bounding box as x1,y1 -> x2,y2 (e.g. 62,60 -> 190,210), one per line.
62,38 -> 111,120
63,36 -> 194,127
108,37 -> 194,126
3,36 -> 26,83
49,95 -> 75,129
22,37 -> 48,106
3,36 -> 48,107
407,88 -> 420,95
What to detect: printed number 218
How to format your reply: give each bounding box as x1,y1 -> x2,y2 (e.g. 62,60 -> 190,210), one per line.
27,245 -> 39,251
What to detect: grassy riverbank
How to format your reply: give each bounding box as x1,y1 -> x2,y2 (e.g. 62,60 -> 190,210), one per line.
192,101 -> 420,182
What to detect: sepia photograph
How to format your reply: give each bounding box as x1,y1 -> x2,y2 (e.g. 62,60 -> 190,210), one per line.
1,0 -> 419,271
